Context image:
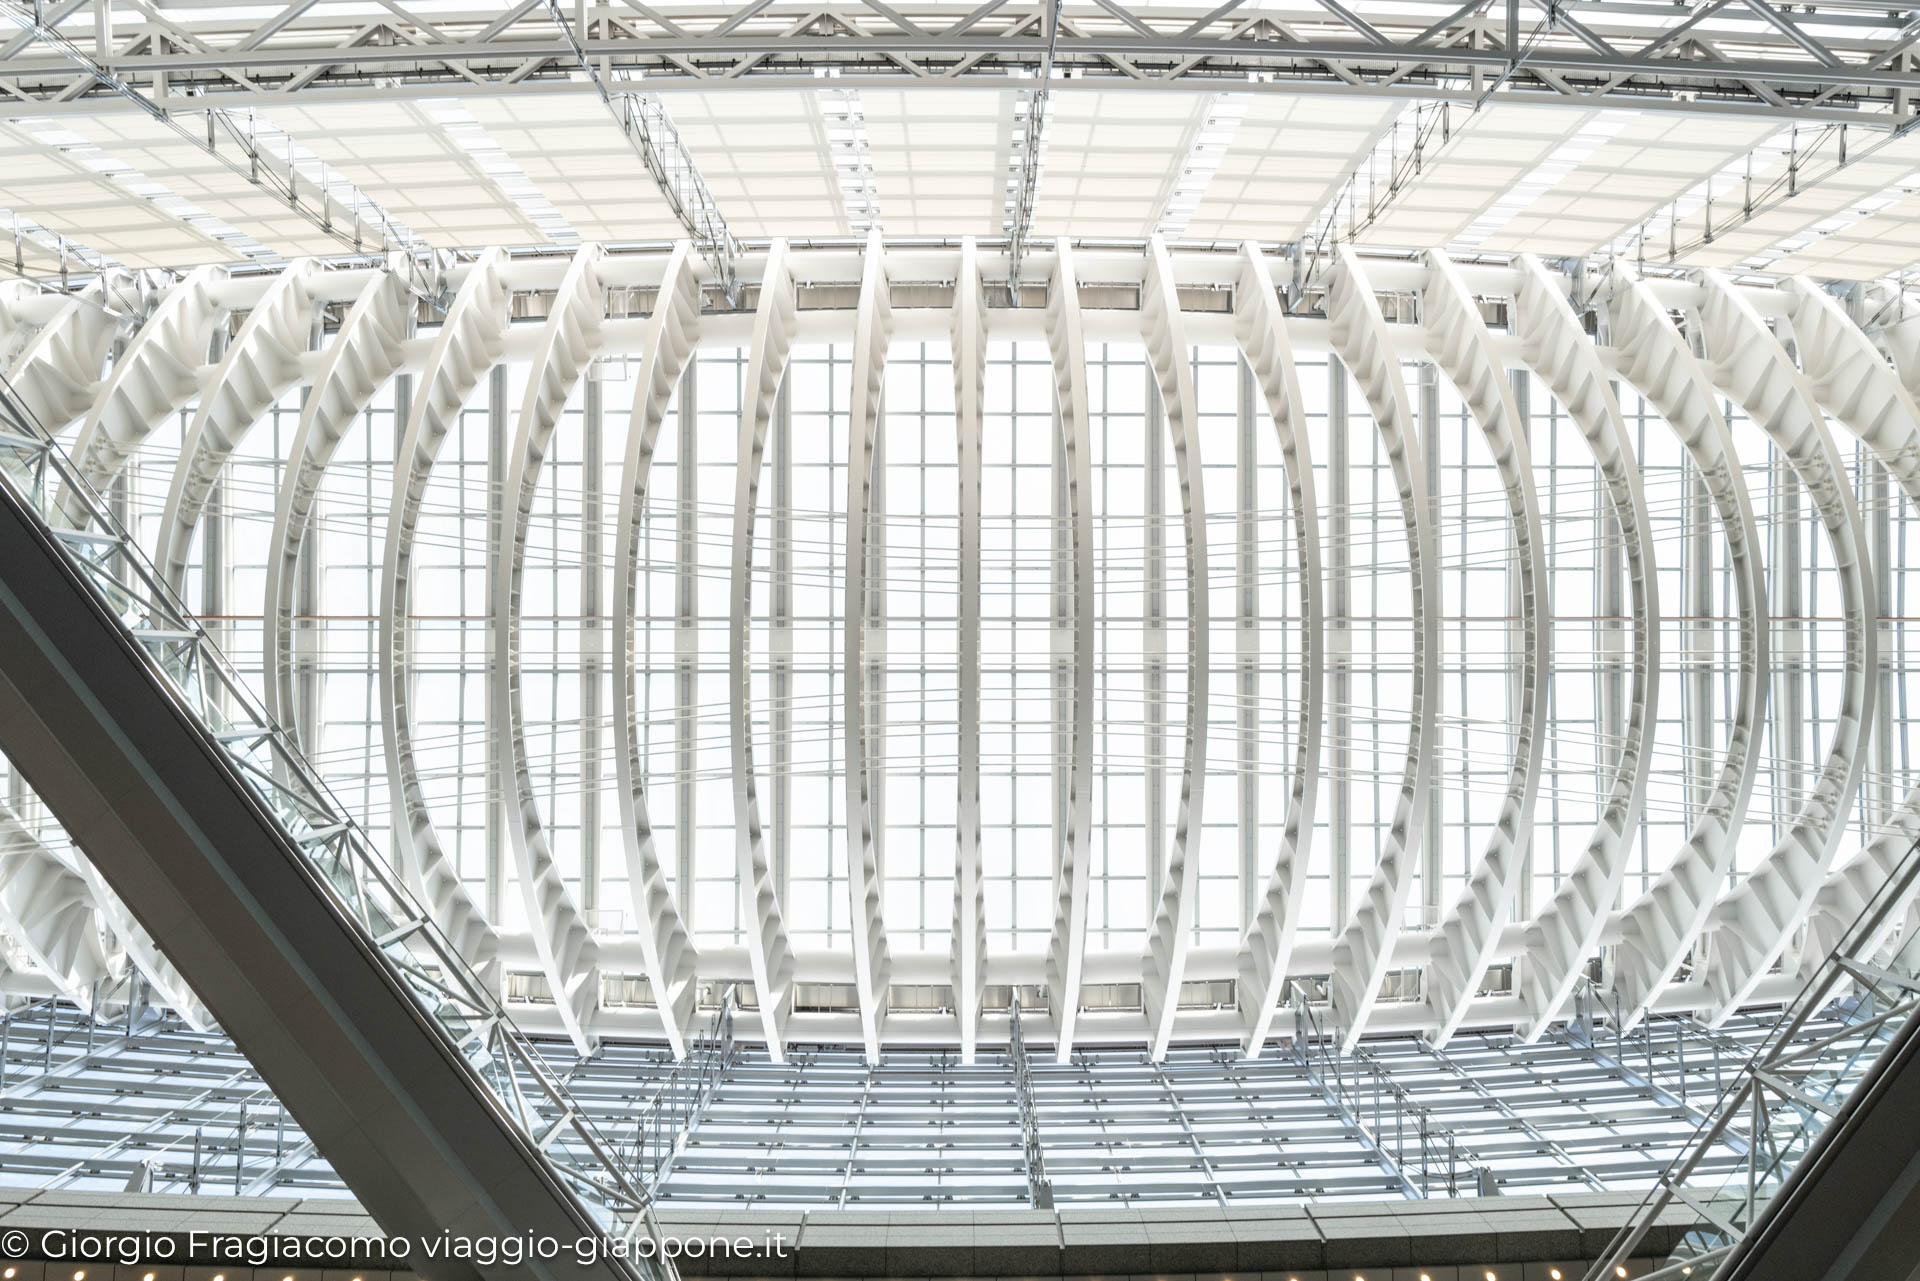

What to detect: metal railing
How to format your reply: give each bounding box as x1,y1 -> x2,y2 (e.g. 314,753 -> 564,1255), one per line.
1008,993 -> 1055,1209
627,987 -> 737,1192
1583,836 -> 1920,1281
0,376 -> 675,1278
1291,981 -> 1461,1198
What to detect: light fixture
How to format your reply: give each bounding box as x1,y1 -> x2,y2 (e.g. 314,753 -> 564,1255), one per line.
1552,1272 -> 1563,1280
1618,1269 -> 1630,1278
144,1274 -> 155,1281
74,1271 -> 85,1280
7,1267 -> 17,1278
1488,1273 -> 1499,1281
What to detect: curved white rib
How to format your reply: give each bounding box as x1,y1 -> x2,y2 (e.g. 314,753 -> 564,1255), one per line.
1790,281 -> 1920,965
1693,271 -> 1875,1024
1505,256 -> 1659,1042
843,229 -> 896,1062
1602,266 -> 1767,1031
1139,236 -> 1208,1061
378,250 -> 511,989
3,291 -> 120,436
1418,251 -> 1550,1046
0,796 -> 116,1011
612,242 -> 702,1057
155,259 -> 324,591
1324,245 -> 1442,1050
73,856 -> 214,1031
262,273 -> 411,732
1042,240 -> 1096,1063
1230,242 -> 1324,1056
729,240 -> 799,1061
495,246 -> 609,1055
950,238 -> 989,1064
61,265 -> 228,520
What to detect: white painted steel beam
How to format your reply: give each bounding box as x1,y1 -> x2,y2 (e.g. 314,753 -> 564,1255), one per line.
1417,250 -> 1549,1047
1231,241 -> 1324,1056
1323,244 -> 1441,1051
951,237 -> 988,1065
1139,236 -> 1208,1062
0,795 -> 115,1011
493,245 -> 609,1055
729,239 -> 799,1062
1042,240 -> 1095,1064
612,241 -> 701,1058
1,287 -> 119,437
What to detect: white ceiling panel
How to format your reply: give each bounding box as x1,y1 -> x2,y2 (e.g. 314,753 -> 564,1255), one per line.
461,95 -> 682,242
1031,90 -> 1209,239
663,90 -> 845,238
1181,95 -> 1400,242
1354,105 -> 1585,251
862,88 -> 1007,236
1678,134 -> 1920,272
263,101 -> 551,249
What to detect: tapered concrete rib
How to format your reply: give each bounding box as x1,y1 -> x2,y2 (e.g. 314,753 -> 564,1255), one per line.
843,229 -> 895,1063
1230,243 -> 1323,1056
0,478 -> 641,1281
263,272 -> 411,733
494,246 -> 609,1055
1042,241 -> 1095,1064
950,238 -> 989,1064
379,251 -> 511,989
1503,256 -> 1658,1042
155,259 -> 323,592
1323,245 -> 1441,1051
1692,271 -> 1874,1025
1792,280 -> 1920,967
1418,251 -> 1549,1047
1601,265 -> 1766,1033
612,242 -> 701,1058
60,265 -> 227,521
729,240 -> 799,1061
1139,236 -> 1208,1061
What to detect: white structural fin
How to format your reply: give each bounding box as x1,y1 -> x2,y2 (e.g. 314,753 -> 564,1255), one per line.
950,237 -> 989,1064
73,855 -> 215,1032
0,795 -> 117,1011
1693,271 -> 1875,1025
729,240 -> 799,1061
263,272 -> 412,732
3,287 -> 121,436
61,265 -> 229,520
1418,251 -> 1550,1046
613,242 -> 702,1057
1231,242 -> 1324,1056
378,250 -> 512,990
1324,245 -> 1442,1051
1601,264 -> 1767,1032
1042,240 -> 1096,1064
1793,280 -> 1920,967
495,245 -> 610,1056
154,259 -> 324,590
1139,236 -> 1209,1061
1505,256 -> 1659,1042
843,228 -> 896,1062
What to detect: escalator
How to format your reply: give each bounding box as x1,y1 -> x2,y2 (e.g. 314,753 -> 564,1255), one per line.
0,379 -> 671,1281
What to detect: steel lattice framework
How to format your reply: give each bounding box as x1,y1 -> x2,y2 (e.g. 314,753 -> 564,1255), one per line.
1,238 -> 1920,1063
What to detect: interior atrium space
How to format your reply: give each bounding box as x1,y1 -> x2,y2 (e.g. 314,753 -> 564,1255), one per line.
7,3 -> 1920,1281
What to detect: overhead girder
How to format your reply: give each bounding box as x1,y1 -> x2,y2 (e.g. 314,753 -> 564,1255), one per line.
60,265 -> 227,520
494,244 -> 609,1055
1415,250 -> 1550,1048
612,241 -> 701,1058
154,259 -> 324,593
378,249 -> 511,989
1041,239 -> 1095,1064
262,271 -> 412,734
729,238 -> 799,1062
1785,278 -> 1920,972
1138,235 -> 1208,1062
843,228 -> 896,1063
1322,244 -> 1442,1051
950,237 -> 989,1065
1600,264 -> 1769,1034
1501,254 -> 1659,1044
1230,241 -> 1323,1057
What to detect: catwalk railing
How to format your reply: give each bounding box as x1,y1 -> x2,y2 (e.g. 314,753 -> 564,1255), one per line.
1008,992 -> 1056,1210
0,374 -> 676,1277
1583,836 -> 1920,1281
1291,980 -> 1461,1198
627,987 -> 737,1192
